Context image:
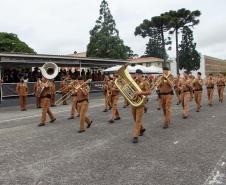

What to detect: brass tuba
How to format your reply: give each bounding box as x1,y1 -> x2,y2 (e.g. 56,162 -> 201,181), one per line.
115,65 -> 146,107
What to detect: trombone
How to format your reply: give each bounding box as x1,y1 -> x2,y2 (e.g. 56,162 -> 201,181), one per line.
55,79 -> 91,105
150,72 -> 174,90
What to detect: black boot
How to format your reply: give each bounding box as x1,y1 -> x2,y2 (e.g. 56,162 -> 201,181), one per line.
38,123 -> 45,127
108,119 -> 114,124
87,120 -> 93,128
132,137 -> 138,143
139,128 -> 146,136
77,130 -> 85,133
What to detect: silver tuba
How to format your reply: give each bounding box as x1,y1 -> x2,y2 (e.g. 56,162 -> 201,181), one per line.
38,62 -> 59,97
40,62 -> 59,80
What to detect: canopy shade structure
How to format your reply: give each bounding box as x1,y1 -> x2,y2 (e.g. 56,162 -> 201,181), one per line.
147,66 -> 163,74
103,65 -> 162,74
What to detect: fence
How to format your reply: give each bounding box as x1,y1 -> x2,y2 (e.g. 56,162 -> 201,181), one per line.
0,81 -> 104,100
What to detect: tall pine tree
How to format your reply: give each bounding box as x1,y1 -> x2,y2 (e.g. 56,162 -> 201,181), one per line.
87,0 -> 133,59
178,27 -> 200,72
135,15 -> 171,62
144,29 -> 168,59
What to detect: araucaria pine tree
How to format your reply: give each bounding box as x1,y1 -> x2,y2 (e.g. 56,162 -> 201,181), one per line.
178,27 -> 200,72
87,0 -> 133,59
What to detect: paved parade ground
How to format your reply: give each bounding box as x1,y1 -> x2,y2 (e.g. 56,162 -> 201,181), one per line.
1,92 -> 226,185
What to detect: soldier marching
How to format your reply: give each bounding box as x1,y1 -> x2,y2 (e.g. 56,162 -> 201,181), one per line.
11,63 -> 226,144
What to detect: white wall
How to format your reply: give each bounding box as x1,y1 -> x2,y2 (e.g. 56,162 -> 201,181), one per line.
170,55 -> 206,77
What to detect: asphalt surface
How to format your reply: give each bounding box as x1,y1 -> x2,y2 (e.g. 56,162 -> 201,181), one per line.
0,91 -> 226,185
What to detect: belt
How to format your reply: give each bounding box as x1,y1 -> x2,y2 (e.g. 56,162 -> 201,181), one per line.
182,90 -> 190,93
194,89 -> 203,91
77,99 -> 88,103
217,85 -> 225,87
40,95 -> 51,99
207,87 -> 214,89
159,91 -> 174,95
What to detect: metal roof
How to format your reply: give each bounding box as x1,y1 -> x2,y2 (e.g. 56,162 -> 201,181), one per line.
0,53 -> 128,67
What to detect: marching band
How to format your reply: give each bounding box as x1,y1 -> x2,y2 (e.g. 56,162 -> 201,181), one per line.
12,63 -> 226,143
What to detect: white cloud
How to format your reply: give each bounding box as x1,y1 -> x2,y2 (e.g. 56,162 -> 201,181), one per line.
0,0 -> 225,59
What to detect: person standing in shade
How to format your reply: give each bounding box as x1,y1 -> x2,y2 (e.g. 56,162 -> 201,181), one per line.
16,78 -> 28,111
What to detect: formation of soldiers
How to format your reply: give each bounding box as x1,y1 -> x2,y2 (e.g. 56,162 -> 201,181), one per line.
14,67 -> 226,143
102,68 -> 226,143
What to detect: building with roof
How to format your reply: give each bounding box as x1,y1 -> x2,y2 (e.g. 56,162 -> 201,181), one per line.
170,55 -> 226,76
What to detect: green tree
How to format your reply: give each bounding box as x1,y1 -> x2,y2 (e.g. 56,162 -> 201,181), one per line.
0,32 -> 36,54
178,27 -> 200,72
143,30 -> 168,59
135,15 -> 171,64
87,0 -> 133,59
163,8 -> 201,74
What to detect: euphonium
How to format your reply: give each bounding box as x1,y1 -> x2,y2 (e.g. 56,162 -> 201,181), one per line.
115,65 -> 146,107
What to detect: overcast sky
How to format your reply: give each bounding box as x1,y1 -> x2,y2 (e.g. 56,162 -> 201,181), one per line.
0,0 -> 226,59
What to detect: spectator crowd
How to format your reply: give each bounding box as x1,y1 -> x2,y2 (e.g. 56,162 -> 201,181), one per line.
1,67 -> 105,83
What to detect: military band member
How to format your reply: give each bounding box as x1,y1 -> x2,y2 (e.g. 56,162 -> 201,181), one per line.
174,74 -> 181,105
123,97 -> 129,108
38,77 -> 56,127
132,69 -> 151,143
143,75 -> 149,113
60,77 -> 69,105
156,86 -> 161,110
179,71 -> 192,119
16,78 -> 28,111
108,75 -> 120,123
189,74 -> 195,101
206,74 -> 215,106
0,78 -> 3,104
103,76 -> 111,112
34,78 -> 41,108
192,72 -> 203,112
156,67 -> 174,129
50,80 -> 56,106
68,79 -> 79,119
217,73 -> 225,103
77,77 -> 93,133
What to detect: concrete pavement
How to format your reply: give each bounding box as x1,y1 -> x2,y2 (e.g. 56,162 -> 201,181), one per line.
0,92 -> 226,185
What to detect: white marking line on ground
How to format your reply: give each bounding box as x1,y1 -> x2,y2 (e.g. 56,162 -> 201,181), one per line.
0,102 -> 104,124
174,141 -> 179,144
204,150 -> 226,185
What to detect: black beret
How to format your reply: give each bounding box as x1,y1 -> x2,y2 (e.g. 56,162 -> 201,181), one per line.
162,67 -> 169,71
136,69 -> 143,74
